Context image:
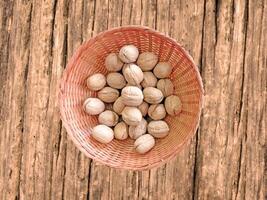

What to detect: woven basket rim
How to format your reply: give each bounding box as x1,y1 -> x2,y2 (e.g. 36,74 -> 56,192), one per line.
59,25 -> 204,170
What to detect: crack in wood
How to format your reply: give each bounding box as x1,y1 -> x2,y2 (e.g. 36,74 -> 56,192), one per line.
155,0 -> 158,29
87,160 -> 93,200
91,0 -> 97,37
235,136 -> 244,200
120,0 -> 124,26
167,0 -> 171,36
17,2 -> 33,198
199,0 -> 206,74
215,0 -> 220,46
237,0 -> 249,130
192,1 -> 206,199
192,131 -> 199,200
59,3 -> 69,199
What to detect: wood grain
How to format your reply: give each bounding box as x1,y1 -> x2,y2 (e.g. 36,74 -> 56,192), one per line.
0,0 -> 265,200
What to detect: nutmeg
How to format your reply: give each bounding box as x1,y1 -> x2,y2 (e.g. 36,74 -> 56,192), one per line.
114,121 -> 128,140
122,66 -> 143,88
165,95 -> 182,115
157,79 -> 174,97
98,110 -> 119,127
121,86 -> 143,106
148,120 -> 169,138
98,87 -> 120,103
138,102 -> 149,116
121,107 -> 142,126
119,45 -> 139,63
141,72 -> 157,88
105,53 -> 124,71
86,73 -> 106,91
113,97 -> 125,115
137,52 -> 158,71
129,118 -> 147,139
106,72 -> 126,89
122,64 -> 127,74
148,104 -> 166,120
143,87 -> 164,104
83,98 -> 105,115
153,62 -> 173,78
134,134 -> 155,154
92,124 -> 114,144
123,64 -> 144,86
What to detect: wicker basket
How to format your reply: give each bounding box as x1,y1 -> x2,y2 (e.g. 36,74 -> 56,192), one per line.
59,26 -> 204,170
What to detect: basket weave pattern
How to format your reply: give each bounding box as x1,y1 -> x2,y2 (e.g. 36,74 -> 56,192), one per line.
59,26 -> 204,170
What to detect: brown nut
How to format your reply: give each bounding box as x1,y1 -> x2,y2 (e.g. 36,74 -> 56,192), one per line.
165,95 -> 182,115
122,65 -> 143,89
121,107 -> 142,126
105,53 -> 124,71
121,86 -> 143,106
148,104 -> 166,120
83,98 -> 105,115
123,64 -> 144,86
134,134 -> 155,154
143,87 -> 164,104
86,73 -> 106,91
98,110 -> 119,127
114,121 -> 128,140
153,62 -> 173,78
92,125 -> 114,144
98,87 -> 120,103
122,64 -> 127,74
113,97 -> 125,115
141,72 -> 158,88
138,102 -> 149,116
119,45 -> 139,63
148,120 -> 169,138
129,118 -> 147,139
106,72 -> 126,89
157,79 -> 174,97
137,52 -> 158,71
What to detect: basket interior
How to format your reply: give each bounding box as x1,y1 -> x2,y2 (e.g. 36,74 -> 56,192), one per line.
59,27 -> 203,170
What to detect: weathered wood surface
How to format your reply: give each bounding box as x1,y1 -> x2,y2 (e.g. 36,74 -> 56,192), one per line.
0,0 -> 266,199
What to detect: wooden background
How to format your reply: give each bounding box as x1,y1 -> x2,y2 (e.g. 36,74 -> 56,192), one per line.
0,0 -> 266,199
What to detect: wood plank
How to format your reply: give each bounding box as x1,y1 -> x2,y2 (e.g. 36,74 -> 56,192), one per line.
239,0 -> 266,199
196,0 -> 266,199
18,0 -> 58,199
49,0 -> 69,199
62,0 -> 95,200
196,0 -> 247,198
0,1 -> 27,200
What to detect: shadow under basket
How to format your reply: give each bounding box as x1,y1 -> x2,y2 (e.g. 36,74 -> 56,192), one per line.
59,26 -> 204,170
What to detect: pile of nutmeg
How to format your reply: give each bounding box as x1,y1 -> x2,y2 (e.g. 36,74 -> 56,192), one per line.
83,45 -> 182,154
